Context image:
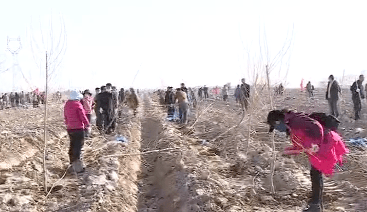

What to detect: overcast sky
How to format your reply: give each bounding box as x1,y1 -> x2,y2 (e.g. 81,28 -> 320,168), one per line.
1,0 -> 367,92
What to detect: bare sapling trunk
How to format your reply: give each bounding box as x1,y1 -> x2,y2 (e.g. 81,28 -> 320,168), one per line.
43,51 -> 48,193
266,65 -> 276,194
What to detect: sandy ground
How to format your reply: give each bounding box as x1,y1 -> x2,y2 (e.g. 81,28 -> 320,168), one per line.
0,88 -> 366,211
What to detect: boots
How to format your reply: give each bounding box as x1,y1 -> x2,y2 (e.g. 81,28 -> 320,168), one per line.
303,203 -> 322,212
71,159 -> 85,173
304,167 -> 323,212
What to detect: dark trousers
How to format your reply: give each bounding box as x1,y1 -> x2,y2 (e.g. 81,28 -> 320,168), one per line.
204,92 -> 209,99
67,130 -> 85,164
353,97 -> 362,120
310,166 -> 323,206
179,102 -> 188,124
328,98 -> 339,117
240,98 -> 249,110
95,110 -> 102,130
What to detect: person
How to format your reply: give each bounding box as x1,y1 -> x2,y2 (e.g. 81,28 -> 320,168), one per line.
306,81 -> 314,97
278,83 -> 284,95
111,86 -> 119,130
203,85 -> 209,99
189,88 -> 197,108
20,91 -> 25,106
64,90 -> 90,173
350,75 -> 365,120
267,109 -> 348,212
240,78 -> 250,111
198,87 -> 203,100
15,92 -> 20,107
81,89 -> 94,124
94,87 -> 101,129
165,86 -> 175,119
175,88 -> 189,124
119,88 -> 125,105
126,88 -> 139,116
222,85 -> 229,101
158,89 -> 165,105
234,85 -> 241,103
326,75 -> 341,118
180,83 -> 188,94
97,86 -> 114,133
106,83 -> 112,92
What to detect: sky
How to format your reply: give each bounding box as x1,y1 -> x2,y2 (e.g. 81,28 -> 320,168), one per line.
1,0 -> 367,92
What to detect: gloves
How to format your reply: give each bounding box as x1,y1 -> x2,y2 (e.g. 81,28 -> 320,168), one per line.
356,88 -> 360,93
87,127 -> 91,134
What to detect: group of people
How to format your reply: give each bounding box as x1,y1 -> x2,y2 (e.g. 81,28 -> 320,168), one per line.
0,91 -> 46,109
63,83 -> 139,173
163,83 -> 192,124
325,74 -> 367,120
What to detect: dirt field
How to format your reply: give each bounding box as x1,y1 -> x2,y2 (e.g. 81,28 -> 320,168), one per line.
0,88 -> 366,212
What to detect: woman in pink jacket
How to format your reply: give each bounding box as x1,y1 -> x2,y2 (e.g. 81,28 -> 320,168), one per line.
267,109 -> 348,212
64,90 -> 90,173
81,89 -> 94,123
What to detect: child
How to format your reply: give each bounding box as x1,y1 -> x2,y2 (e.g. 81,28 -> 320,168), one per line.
64,90 -> 90,173
267,109 -> 348,212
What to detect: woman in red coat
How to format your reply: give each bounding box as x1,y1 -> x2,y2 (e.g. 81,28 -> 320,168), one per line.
267,110 -> 348,212
64,90 -> 90,173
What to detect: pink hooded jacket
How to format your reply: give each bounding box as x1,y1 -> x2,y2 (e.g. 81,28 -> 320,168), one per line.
81,96 -> 94,115
64,100 -> 90,130
283,111 -> 348,176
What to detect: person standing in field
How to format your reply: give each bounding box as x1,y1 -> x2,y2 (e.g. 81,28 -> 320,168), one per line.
94,87 -> 101,129
126,88 -> 139,116
81,89 -> 94,137
175,88 -> 189,124
234,85 -> 241,103
222,85 -> 229,101
326,75 -> 341,118
240,78 -> 250,111
64,90 -> 90,173
198,87 -> 203,100
203,85 -> 209,99
306,81 -> 314,97
97,86 -> 114,133
350,75 -> 365,120
165,86 -> 175,119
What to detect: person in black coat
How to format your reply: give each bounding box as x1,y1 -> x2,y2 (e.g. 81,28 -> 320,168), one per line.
96,86 -> 114,133
240,78 -> 250,111
326,75 -> 341,118
165,87 -> 175,119
350,74 -> 365,120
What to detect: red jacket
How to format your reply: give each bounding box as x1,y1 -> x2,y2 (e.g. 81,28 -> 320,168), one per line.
64,100 -> 90,130
81,96 -> 94,115
283,111 -> 348,176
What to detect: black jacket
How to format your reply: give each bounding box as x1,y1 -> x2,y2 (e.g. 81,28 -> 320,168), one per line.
350,80 -> 365,99
240,83 -> 250,98
97,92 -> 113,112
326,81 -> 341,100
165,91 -> 175,105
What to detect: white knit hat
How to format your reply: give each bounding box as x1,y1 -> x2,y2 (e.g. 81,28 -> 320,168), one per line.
69,90 -> 83,100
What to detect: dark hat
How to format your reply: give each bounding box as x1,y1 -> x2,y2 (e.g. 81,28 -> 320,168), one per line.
95,87 -> 100,90
83,89 -> 92,95
101,86 -> 106,90
167,86 -> 173,89
106,83 -> 112,87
